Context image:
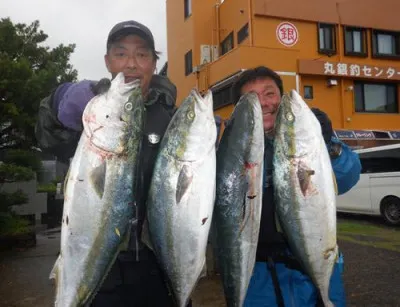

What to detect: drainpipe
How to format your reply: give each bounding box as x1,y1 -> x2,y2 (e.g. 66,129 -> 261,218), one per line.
248,0 -> 254,46
336,2 -> 346,129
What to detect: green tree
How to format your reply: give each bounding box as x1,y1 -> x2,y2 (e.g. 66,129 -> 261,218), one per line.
0,17 -> 78,150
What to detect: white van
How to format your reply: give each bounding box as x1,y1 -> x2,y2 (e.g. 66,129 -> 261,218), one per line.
336,144 -> 400,226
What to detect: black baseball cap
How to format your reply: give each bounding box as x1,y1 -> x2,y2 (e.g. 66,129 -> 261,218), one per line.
107,20 -> 155,51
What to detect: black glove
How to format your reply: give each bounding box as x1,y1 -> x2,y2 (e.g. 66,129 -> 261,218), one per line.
90,78 -> 111,95
147,75 -> 177,109
311,108 -> 333,144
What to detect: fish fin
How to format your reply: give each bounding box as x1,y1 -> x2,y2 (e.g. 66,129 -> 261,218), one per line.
90,162 -> 107,198
63,166 -> 70,196
332,170 -> 338,195
176,164 -> 193,204
199,259 -> 207,279
297,163 -> 316,197
49,255 -> 60,280
239,172 -> 256,233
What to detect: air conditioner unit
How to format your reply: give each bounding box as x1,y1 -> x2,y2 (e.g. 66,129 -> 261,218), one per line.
200,45 -> 211,64
193,65 -> 201,73
327,79 -> 338,87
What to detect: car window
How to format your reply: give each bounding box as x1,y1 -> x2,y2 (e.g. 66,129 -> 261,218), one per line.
361,158 -> 400,174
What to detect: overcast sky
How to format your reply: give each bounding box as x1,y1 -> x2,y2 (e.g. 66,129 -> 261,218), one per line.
1,0 -> 168,81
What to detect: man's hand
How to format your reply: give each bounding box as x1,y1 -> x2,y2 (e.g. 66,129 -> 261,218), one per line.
90,78 -> 111,95
311,108 -> 333,144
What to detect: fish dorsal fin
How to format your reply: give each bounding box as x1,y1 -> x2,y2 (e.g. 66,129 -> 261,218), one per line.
176,164 -> 193,204
90,162 -> 107,199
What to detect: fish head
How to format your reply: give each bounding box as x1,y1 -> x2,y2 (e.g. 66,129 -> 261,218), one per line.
82,72 -> 144,154
231,92 -> 264,163
166,89 -> 216,162
274,89 -> 321,158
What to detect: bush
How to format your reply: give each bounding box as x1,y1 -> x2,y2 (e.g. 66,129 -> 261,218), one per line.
0,190 -> 28,212
3,149 -> 43,173
0,163 -> 35,183
0,213 -> 32,236
37,183 -> 57,193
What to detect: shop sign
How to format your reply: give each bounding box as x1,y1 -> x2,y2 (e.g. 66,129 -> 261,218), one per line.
298,59 -> 400,81
276,22 -> 299,47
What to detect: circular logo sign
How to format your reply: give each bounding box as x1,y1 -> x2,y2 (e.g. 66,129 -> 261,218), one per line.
276,22 -> 299,47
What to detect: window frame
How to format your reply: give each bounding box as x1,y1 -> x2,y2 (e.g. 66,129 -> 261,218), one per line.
344,26 -> 368,57
184,50 -> 193,76
184,0 -> 192,19
317,23 -> 337,55
372,29 -> 400,59
354,81 -> 399,114
220,32 -> 234,56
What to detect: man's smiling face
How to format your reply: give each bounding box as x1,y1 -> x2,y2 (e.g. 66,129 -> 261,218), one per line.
240,77 -> 282,134
105,34 -> 156,97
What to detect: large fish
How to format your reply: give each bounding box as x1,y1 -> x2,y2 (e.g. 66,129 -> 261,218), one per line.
50,72 -> 144,307
146,89 -> 217,307
213,92 -> 264,307
273,89 -> 338,307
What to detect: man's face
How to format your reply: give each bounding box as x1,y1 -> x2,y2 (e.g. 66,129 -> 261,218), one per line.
241,77 -> 281,134
105,34 -> 156,96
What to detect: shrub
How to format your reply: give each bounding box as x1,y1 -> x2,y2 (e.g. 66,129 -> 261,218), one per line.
0,163 -> 35,183
3,149 -> 43,173
0,213 -> 31,236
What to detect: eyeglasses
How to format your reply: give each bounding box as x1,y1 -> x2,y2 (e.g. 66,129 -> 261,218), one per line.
111,47 -> 153,67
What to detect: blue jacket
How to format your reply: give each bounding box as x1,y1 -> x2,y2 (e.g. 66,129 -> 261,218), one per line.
244,137 -> 360,307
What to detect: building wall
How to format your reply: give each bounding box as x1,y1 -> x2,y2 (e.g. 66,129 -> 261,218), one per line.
166,0 -> 400,132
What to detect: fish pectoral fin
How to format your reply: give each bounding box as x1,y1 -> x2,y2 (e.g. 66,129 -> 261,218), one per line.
324,245 -> 338,260
297,165 -> 316,197
239,181 -> 254,233
90,161 -> 107,198
176,164 -> 193,204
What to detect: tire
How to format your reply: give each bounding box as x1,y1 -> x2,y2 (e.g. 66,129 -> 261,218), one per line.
381,197 -> 400,226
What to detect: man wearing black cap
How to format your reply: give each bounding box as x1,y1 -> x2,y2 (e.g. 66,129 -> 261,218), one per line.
35,20 -> 188,306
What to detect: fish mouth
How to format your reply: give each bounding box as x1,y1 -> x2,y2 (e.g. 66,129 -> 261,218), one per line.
124,75 -> 141,84
192,89 -> 213,112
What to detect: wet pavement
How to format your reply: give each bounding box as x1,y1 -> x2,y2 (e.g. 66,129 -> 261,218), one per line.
0,228 -> 59,307
1,218 -> 399,307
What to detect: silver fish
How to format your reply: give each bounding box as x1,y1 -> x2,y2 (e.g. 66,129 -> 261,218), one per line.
213,92 -> 264,307
50,72 -> 144,307
146,89 -> 216,307
273,89 -> 338,307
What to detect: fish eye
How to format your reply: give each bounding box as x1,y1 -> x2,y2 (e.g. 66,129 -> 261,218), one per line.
286,112 -> 294,121
125,102 -> 133,111
187,111 -> 195,120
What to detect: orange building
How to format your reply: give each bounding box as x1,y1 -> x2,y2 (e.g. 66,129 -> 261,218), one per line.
165,0 -> 400,147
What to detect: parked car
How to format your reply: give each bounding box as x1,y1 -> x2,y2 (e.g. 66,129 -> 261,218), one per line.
336,144 -> 400,226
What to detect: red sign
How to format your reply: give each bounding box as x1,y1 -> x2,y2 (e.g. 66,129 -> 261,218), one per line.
276,22 -> 299,47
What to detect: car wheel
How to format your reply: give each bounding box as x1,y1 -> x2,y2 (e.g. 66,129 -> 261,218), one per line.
381,197 -> 400,226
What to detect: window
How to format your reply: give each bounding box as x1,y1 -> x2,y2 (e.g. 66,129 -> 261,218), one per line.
237,23 -> 249,44
184,50 -> 192,76
361,158 -> 400,174
344,27 -> 367,56
304,86 -> 313,99
212,86 -> 232,110
318,23 -> 336,55
354,82 -> 398,113
372,30 -> 400,57
184,0 -> 192,19
221,32 -> 234,56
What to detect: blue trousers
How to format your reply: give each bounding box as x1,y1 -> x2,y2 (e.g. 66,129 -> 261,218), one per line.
244,254 -> 346,307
